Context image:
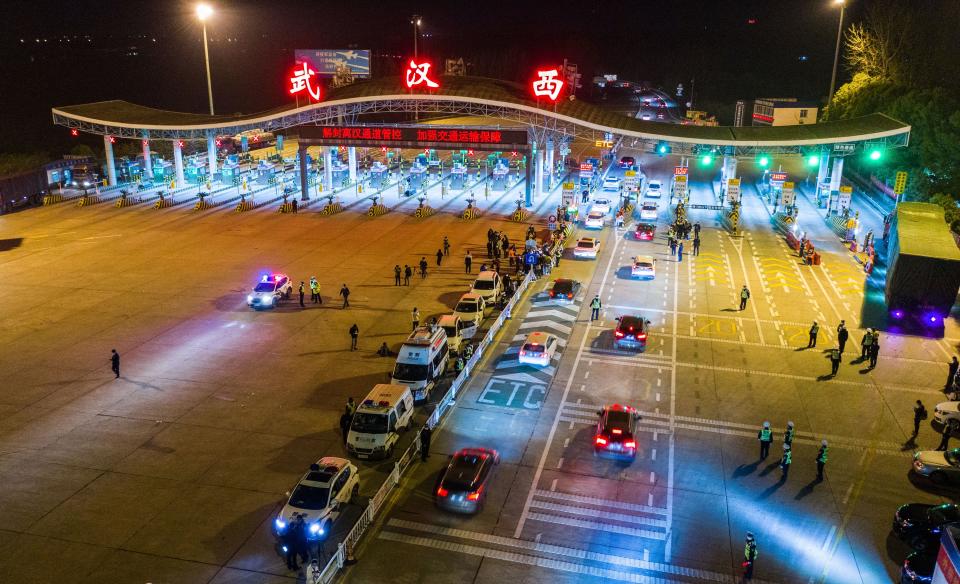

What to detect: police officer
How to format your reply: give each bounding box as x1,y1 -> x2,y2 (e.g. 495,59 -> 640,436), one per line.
743,532 -> 758,580
780,443 -> 792,479
914,400 -> 928,436
808,321 -> 819,348
861,328 -> 874,359
590,295 -> 602,321
757,421 -> 773,459
394,265 -> 402,286
816,439 -> 829,480
291,513 -> 309,568
837,321 -> 849,353
947,357 -> 959,391
739,285 -> 750,311
298,281 -> 305,307
420,424 -> 432,461
281,514 -> 301,571
784,421 -> 795,447
454,355 -> 465,374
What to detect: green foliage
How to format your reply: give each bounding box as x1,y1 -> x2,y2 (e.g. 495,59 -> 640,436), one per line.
0,153 -> 51,178
929,193 -> 960,233
69,144 -> 97,159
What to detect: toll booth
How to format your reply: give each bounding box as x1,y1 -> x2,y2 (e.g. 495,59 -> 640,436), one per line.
185,156 -> 207,184
369,161 -> 388,189
119,158 -> 141,183
255,159 -> 276,185
331,161 -> 349,187
221,155 -> 241,184
408,162 -> 427,191
152,159 -> 173,183
450,162 -> 468,190
425,150 -> 442,175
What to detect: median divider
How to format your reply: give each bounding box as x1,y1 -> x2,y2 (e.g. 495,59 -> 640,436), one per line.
413,204 -> 436,218
42,194 -> 65,206
321,201 -> 344,216
366,203 -> 388,217
76,195 -> 102,207
510,208 -> 530,222
461,206 -> 480,220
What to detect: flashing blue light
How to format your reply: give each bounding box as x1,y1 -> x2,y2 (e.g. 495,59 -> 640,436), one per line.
275,518 -> 286,531
891,309 -> 904,320
309,523 -> 321,534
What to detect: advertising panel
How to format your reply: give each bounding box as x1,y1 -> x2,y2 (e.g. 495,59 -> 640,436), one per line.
294,49 -> 371,78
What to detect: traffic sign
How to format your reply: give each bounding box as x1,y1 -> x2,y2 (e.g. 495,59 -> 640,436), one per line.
673,174 -> 688,199
594,140 -> 613,148
832,143 -> 855,154
674,166 -> 688,176
894,171 -> 908,195
726,178 -> 741,203
770,172 -> 788,184
623,170 -> 638,191
781,181 -> 795,206
838,185 -> 853,212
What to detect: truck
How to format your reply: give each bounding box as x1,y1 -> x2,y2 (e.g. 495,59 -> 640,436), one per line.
886,202 -> 960,326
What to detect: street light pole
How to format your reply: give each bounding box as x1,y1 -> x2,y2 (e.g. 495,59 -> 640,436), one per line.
828,0 -> 846,106
197,4 -> 215,115
411,15 -> 421,58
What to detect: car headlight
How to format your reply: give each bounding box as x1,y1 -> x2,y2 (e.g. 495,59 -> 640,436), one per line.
262,296 -> 273,304
274,517 -> 286,531
309,523 -> 322,535
247,295 -> 253,302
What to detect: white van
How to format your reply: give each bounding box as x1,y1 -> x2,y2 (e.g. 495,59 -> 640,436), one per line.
438,314 -> 467,353
346,384 -> 415,460
391,325 -> 450,402
470,271 -> 502,305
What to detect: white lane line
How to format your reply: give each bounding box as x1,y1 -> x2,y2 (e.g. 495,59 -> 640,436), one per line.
557,457 -> 564,469
650,471 -> 656,484
533,489 -> 666,515
550,479 -> 558,492
651,448 -> 657,461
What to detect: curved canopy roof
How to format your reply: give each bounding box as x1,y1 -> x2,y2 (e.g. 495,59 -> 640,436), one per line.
52,76 -> 910,149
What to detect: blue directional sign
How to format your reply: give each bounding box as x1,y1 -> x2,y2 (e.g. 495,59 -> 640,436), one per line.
294,49 -> 371,78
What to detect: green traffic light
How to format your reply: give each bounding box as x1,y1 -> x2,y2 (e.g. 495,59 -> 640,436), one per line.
807,155 -> 819,167
700,155 -> 713,165
758,156 -> 770,168
658,145 -> 667,154
869,149 -> 882,161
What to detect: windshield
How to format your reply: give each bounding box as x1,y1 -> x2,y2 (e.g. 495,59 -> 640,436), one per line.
442,326 -> 458,338
554,281 -> 573,294
456,301 -> 479,313
637,223 -> 654,231
620,317 -> 644,331
351,412 -> 389,434
578,241 -> 595,249
643,204 -> 657,211
929,505 -> 960,523
253,282 -> 276,293
522,342 -> 545,353
289,484 -> 330,510
588,212 -> 603,220
649,182 -> 661,190
595,199 -> 610,205
605,410 -> 633,435
473,280 -> 495,290
393,362 -> 429,381
635,262 -> 653,269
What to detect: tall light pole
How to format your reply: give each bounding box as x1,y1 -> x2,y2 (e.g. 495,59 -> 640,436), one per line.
197,3 -> 215,115
411,15 -> 422,58
828,0 -> 846,106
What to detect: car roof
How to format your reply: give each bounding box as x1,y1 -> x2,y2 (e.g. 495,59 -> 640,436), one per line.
302,457 -> 349,486
619,315 -> 645,325
475,270 -> 498,281
642,202 -> 657,207
553,278 -> 576,286
438,314 -> 459,326
604,403 -> 636,414
578,237 -> 597,244
525,331 -> 554,344
588,210 -> 604,216
649,180 -> 661,186
634,255 -> 655,263
459,292 -> 483,301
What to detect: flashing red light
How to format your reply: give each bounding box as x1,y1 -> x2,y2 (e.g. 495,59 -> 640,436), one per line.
628,326 -> 634,332
467,486 -> 483,501
108,136 -> 115,144
519,350 -> 526,357
625,441 -> 636,449
142,139 -> 149,147
436,486 -> 448,497
637,333 -> 647,340
70,129 -> 79,137
549,290 -> 555,297
595,436 -> 607,446
611,428 -> 622,435
215,139 -> 222,147
289,61 -> 322,101
532,68 -> 564,101
405,59 -> 439,89
512,151 -> 518,157
177,140 -> 184,148
615,330 -> 625,338
252,135 -> 259,142
381,147 -> 387,152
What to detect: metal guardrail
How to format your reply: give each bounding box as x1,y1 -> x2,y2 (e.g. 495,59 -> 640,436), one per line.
313,237 -> 551,583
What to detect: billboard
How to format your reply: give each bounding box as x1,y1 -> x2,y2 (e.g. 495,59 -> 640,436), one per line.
294,50 -> 371,78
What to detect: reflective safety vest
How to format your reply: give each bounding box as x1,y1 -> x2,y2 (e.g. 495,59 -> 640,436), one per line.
744,541 -> 757,560
741,288 -> 750,299
591,297 -> 601,309
818,446 -> 829,463
759,429 -> 772,442
782,451 -> 792,466
811,324 -> 819,335
784,428 -> 795,444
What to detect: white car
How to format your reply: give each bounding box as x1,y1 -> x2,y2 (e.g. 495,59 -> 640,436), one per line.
438,314 -> 469,352
639,202 -> 658,220
453,293 -> 487,328
470,270 -> 502,305
584,210 -> 605,229
518,331 -> 559,367
591,197 -> 612,215
602,177 -> 620,192
574,237 -> 600,259
273,457 -> 359,542
247,273 -> 293,309
934,401 -> 960,430
913,448 -> 960,484
645,180 -> 663,198
631,256 -> 656,279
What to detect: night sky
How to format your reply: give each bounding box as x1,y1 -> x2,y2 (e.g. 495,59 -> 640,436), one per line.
1,0 -> 861,154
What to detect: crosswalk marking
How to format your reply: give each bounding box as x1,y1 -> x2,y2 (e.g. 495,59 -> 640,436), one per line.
530,499 -> 669,529
526,512 -> 668,540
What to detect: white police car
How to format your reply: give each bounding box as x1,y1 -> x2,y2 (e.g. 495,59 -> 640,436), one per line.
645,180 -> 663,199
602,177 -> 620,192
247,273 -> 293,309
591,197 -> 612,215
273,457 -> 360,542
584,209 -> 606,229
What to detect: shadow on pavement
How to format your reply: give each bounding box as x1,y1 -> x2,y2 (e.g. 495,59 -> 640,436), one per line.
0,238 -> 23,252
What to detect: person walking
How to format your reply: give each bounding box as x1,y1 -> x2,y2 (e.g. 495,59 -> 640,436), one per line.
339,408 -> 352,445
837,321 -> 848,353
780,443 -> 792,479
816,440 -> 829,481
758,421 -> 773,459
465,251 -> 473,274
669,237 -> 677,255
739,285 -> 750,311
412,307 -> 420,331
914,400 -> 928,435
869,338 -> 880,368
486,239 -> 494,258
436,249 -> 444,267
692,235 -> 700,256
404,265 -> 412,286
590,295 -> 602,321
419,257 -> 428,278
394,265 -> 402,286
420,424 -> 432,461
348,324 -> 359,351
808,321 -> 819,348
110,349 -> 120,379
346,397 -> 356,416
829,348 -> 841,376
784,421 -> 795,447
677,241 -> 684,262
443,235 -> 450,256
694,222 -> 701,237
298,281 -> 305,307
947,357 -> 960,391
291,198 -> 298,214
339,284 -> 351,308
860,328 -> 874,359
743,532 -> 758,580
310,277 -> 321,303
937,423 -> 952,451
281,514 -> 301,571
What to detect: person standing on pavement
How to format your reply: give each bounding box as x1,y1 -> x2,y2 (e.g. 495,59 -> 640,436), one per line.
465,251 -> 473,274
404,265 -> 412,286
419,257 -> 428,278
412,307 -> 420,331
937,423 -> 952,451
694,222 -> 701,238
860,328 -> 874,359
420,424 -> 432,461
784,421 -> 795,447
780,443 -> 792,478
339,408 -> 352,445
298,281 -> 305,307
394,265 -> 402,286
808,321 -> 819,348
677,241 -> 684,262
291,198 -> 298,214
291,514 -> 309,568
947,357 -> 960,391
436,248 -> 444,267
758,421 -> 773,459
869,336 -> 880,368
348,324 -> 359,350
816,440 -> 829,481
837,321 -> 848,353
339,284 -> 350,308
590,295 -> 602,321
110,349 -> 120,379
443,235 -> 450,256
310,277 -> 321,304
281,514 -> 301,571
739,285 -> 750,311
829,348 -> 842,376
914,400 -> 928,435
743,532 -> 757,580
346,397 -> 356,416
692,235 -> 701,256
669,237 -> 677,255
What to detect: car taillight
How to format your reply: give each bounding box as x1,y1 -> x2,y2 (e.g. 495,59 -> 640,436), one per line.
436,487 -> 448,497
611,428 -> 622,435
467,486 -> 483,501
567,293 -> 573,299
595,436 -> 607,446
549,290 -> 555,297
519,350 -> 526,357
625,441 -> 636,449
615,330 -> 624,338
637,333 -> 647,340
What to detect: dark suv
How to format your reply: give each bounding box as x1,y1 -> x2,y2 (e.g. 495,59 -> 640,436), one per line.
615,315 -> 649,350
594,404 -> 641,460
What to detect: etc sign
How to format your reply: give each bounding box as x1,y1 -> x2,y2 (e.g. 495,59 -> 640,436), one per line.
532,69 -> 564,101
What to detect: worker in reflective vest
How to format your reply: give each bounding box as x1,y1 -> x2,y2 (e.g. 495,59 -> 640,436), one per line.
743,532 -> 758,579
816,440 -> 829,480
757,421 -> 773,459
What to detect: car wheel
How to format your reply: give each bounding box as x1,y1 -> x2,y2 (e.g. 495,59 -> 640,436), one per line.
931,471 -> 949,485
350,484 -> 360,504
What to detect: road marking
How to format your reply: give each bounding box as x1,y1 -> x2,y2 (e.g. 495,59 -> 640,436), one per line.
651,448 -> 657,461
529,499 -> 668,529
550,479 -> 557,492
563,438 -> 569,448
557,457 -> 564,469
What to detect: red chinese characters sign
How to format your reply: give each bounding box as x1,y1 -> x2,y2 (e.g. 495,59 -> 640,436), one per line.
405,60 -> 439,89
289,62 -> 322,101
674,166 -> 688,176
532,69 -> 564,101
299,126 -> 528,150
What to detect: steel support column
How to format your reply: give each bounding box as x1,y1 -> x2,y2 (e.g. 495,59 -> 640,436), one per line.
104,135 -> 117,186
348,146 -> 357,183
206,132 -> 217,181
721,155 -> 737,195
817,151 -> 831,196
172,139 -> 185,186
324,147 -> 333,193
830,156 -> 844,192
524,152 -> 532,207
545,139 -> 555,190
535,149 -> 545,198
141,137 -> 152,184
298,144 -> 309,201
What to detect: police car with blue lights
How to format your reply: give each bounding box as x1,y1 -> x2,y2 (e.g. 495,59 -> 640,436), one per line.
247,273 -> 293,309
273,457 -> 360,542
